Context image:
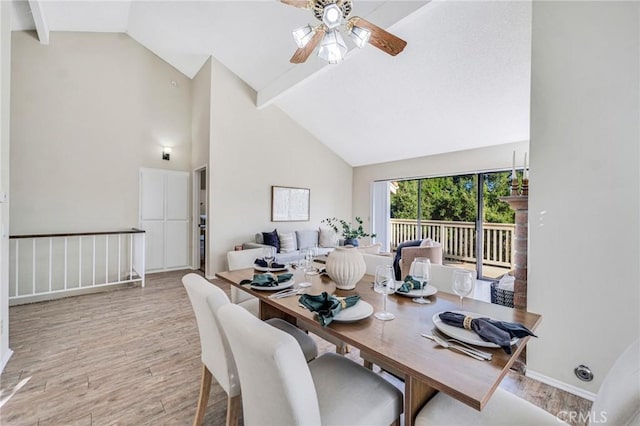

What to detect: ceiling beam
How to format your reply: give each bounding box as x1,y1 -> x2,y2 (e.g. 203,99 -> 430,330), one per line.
255,1 -> 431,109
28,0 -> 49,45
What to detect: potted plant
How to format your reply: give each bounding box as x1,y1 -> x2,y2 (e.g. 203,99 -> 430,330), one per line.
321,217 -> 376,247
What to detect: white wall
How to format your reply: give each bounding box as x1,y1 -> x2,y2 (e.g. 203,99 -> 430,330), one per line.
208,57 -> 353,274
10,32 -> 193,234
190,57 -> 212,272
352,141 -> 530,237
528,1 -> 639,393
0,1 -> 12,371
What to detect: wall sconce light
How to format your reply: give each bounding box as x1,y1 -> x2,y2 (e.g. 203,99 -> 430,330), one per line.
162,147 -> 171,161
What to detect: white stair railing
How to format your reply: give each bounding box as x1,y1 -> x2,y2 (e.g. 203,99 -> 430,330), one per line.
9,229 -> 145,305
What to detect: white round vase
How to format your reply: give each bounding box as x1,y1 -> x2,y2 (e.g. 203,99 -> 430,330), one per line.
325,247 -> 366,290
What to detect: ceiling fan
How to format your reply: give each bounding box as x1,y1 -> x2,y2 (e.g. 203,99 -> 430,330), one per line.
281,0 -> 407,64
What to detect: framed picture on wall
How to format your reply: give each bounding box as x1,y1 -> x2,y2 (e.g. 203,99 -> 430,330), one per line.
271,186 -> 310,222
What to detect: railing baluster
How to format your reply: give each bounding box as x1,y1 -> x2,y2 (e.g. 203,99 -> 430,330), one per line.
64,237 -> 68,290
32,239 -> 36,295
79,236 -> 82,288
49,238 -> 52,293
105,235 -> 109,285
118,234 -> 121,283
92,235 -> 96,286
15,240 -> 19,297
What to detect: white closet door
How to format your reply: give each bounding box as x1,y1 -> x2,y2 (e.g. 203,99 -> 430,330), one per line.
140,168 -> 189,272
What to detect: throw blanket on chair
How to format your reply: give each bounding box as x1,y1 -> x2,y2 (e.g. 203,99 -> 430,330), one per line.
393,239 -> 422,280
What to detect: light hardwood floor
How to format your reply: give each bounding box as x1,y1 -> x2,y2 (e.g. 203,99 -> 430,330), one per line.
0,270 -> 591,425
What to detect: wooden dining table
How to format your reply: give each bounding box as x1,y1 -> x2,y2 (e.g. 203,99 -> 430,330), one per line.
216,265 -> 542,426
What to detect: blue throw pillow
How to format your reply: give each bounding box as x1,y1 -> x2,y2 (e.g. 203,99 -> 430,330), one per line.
262,229 -> 280,253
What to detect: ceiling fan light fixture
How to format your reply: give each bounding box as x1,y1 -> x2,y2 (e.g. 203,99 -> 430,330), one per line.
322,3 -> 343,29
317,29 -> 347,64
349,25 -> 371,48
292,24 -> 315,48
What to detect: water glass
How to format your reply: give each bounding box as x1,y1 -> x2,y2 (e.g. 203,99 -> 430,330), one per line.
374,265 -> 396,321
451,269 -> 474,309
409,257 -> 431,304
263,246 -> 276,268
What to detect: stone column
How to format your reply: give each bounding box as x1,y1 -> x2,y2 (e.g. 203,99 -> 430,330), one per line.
499,196 -> 528,310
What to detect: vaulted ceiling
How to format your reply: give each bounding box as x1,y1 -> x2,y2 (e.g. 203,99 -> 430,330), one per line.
10,0 -> 531,167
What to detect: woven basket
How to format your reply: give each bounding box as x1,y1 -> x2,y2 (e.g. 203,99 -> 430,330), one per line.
490,282 -> 514,308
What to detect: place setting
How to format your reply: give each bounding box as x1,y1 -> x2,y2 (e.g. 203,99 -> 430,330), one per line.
253,246 -> 289,272
240,272 -> 295,291
298,291 -> 374,326
394,257 -> 437,304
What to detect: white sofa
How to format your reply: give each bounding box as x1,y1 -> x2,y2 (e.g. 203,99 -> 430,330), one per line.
242,229 -> 337,263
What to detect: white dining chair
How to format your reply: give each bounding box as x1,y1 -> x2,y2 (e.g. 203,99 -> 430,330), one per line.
216,302 -> 404,426
227,248 -> 350,354
414,339 -> 640,425
429,264 -> 459,293
182,273 -> 318,426
362,252 -> 394,275
226,248 -> 264,316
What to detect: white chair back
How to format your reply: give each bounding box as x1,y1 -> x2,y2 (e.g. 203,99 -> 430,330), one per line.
216,303 -> 322,426
226,248 -> 263,304
590,339 -> 640,425
362,253 -> 394,276
182,273 -> 240,397
429,264 -> 459,293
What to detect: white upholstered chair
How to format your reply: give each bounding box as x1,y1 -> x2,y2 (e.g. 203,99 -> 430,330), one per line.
415,339 -> 640,426
216,302 -> 404,426
226,248 -> 264,316
362,252 -> 394,275
182,273 -> 317,426
429,264 -> 460,293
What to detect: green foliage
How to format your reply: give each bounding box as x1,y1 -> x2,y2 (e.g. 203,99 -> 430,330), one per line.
321,217 -> 376,239
390,172 -> 514,224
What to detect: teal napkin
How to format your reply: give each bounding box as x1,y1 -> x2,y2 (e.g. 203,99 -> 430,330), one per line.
298,291 -> 360,327
396,275 -> 426,293
240,273 -> 293,287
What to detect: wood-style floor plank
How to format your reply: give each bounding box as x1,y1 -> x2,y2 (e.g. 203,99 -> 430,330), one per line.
0,270 -> 591,425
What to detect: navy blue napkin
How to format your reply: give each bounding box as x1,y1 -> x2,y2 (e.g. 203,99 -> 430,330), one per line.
438,311 -> 537,354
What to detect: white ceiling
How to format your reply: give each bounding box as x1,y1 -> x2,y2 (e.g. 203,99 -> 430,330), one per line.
10,0 -> 531,167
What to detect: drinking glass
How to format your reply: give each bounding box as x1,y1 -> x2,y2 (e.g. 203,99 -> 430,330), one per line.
409,257 -> 431,304
373,265 -> 396,321
451,269 -> 475,309
299,265 -> 314,288
263,246 -> 276,268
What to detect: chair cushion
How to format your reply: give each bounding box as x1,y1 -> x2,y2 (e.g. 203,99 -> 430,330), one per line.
266,318 -> 318,362
309,353 -> 403,426
415,387 -> 559,426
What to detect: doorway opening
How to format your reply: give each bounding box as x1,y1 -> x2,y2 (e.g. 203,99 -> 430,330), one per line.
193,166 -> 207,274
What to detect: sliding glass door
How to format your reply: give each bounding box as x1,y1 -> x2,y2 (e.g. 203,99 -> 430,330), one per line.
389,171 -> 515,279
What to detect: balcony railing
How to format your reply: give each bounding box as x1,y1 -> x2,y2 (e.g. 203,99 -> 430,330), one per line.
390,219 -> 515,268
9,229 -> 145,305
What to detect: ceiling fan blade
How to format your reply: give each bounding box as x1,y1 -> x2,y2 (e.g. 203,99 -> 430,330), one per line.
290,28 -> 325,64
281,0 -> 312,9
350,17 -> 407,56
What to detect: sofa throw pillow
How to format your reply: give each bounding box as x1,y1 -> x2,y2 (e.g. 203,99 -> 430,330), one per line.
262,229 -> 280,252
296,230 -> 319,250
278,232 -> 297,253
318,227 -> 339,248
420,238 -> 434,247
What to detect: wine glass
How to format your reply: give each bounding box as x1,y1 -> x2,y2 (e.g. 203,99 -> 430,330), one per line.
374,265 -> 396,321
409,257 -> 431,304
451,269 -> 475,309
263,246 -> 276,268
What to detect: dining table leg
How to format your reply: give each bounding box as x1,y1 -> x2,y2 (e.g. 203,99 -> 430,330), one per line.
404,375 -> 438,426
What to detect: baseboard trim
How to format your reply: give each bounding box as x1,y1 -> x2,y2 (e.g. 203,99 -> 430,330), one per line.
0,348 -> 14,373
526,369 -> 597,401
